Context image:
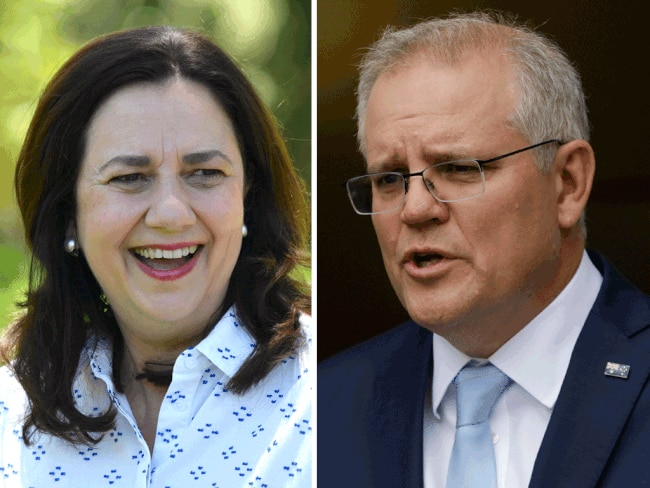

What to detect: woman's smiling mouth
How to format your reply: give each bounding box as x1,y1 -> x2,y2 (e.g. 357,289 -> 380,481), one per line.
132,244 -> 202,278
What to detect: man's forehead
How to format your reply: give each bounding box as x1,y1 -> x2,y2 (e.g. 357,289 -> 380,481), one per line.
365,51 -> 517,151
375,44 -> 513,84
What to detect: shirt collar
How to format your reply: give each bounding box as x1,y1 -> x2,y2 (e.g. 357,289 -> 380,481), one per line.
431,251 -> 602,418
431,336 -> 472,419
85,305 -> 256,385
194,306 -> 257,379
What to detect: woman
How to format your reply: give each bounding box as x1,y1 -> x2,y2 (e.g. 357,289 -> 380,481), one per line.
0,26 -> 311,487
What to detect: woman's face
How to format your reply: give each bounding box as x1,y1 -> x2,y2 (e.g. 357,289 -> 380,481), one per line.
75,78 -> 245,347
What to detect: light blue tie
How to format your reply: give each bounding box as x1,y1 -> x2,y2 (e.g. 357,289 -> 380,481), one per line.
446,363 -> 512,488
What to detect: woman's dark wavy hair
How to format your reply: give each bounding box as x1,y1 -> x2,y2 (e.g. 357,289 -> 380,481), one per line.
1,26 -> 310,446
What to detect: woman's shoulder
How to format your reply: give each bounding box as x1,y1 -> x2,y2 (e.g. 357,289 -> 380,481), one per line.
299,311 -> 312,329
0,364 -> 29,427
0,362 -> 26,392
0,363 -> 25,395
296,311 -> 313,364
284,312 -> 313,386
299,311 -> 313,342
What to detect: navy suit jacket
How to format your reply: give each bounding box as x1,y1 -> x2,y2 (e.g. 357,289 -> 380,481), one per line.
318,252 -> 650,487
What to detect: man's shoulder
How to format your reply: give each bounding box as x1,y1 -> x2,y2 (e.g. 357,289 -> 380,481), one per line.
588,250 -> 650,340
318,320 -> 432,401
531,253 -> 650,487
320,321 -> 430,371
317,321 -> 433,487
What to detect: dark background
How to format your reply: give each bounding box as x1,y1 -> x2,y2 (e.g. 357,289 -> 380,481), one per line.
317,0 -> 650,361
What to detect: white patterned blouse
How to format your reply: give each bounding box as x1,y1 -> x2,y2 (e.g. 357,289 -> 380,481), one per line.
0,307 -> 313,487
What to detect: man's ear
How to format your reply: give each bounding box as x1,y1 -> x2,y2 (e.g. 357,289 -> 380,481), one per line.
553,139 -> 595,230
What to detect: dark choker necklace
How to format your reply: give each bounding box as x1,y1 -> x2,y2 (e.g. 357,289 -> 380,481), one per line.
135,362 -> 174,387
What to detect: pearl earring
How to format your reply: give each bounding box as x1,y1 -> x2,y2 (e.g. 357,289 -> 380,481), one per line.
65,238 -> 78,256
242,224 -> 248,237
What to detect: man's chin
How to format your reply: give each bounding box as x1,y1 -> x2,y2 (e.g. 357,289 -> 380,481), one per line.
403,304 -> 465,334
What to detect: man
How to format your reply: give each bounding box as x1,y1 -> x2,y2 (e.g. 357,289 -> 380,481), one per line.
318,12 -> 650,488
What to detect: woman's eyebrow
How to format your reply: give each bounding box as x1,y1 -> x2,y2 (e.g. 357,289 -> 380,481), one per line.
97,150 -> 233,173
182,149 -> 233,166
98,155 -> 150,173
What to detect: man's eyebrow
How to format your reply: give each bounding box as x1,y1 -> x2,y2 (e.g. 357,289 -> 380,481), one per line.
367,155 -> 455,173
367,148 -> 472,172
366,161 -> 399,173
366,154 -> 407,172
422,149 -> 470,163
182,149 -> 233,166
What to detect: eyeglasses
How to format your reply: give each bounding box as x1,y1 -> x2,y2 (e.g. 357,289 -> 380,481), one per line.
345,139 -> 562,215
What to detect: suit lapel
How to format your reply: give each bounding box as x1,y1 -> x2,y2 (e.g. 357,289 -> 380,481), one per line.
530,255 -> 650,488
367,324 -> 433,488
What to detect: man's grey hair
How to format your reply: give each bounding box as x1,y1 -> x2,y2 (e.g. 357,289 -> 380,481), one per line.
356,12 -> 590,172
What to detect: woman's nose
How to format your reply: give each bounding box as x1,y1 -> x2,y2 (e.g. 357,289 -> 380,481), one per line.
144,178 -> 196,231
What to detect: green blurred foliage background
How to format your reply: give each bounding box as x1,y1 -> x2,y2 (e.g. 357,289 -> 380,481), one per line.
0,0 -> 311,331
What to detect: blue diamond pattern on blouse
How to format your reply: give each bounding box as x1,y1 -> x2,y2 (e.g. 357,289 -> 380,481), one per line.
0,306 -> 313,487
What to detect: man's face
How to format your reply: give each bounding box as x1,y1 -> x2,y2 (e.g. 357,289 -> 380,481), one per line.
364,52 -> 566,352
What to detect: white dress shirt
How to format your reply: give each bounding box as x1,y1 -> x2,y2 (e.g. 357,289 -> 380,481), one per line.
0,307 -> 312,487
423,251 -> 602,487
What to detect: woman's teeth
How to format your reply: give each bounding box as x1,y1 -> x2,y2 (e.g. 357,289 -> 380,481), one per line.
134,245 -> 198,260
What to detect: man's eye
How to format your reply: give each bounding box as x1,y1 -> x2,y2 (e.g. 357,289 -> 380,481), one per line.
373,173 -> 403,187
442,162 -> 480,173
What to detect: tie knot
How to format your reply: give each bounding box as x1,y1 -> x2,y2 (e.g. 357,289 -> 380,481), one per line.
454,363 -> 511,427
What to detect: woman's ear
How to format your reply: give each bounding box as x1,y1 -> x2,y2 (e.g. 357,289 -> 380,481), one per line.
553,139 -> 595,230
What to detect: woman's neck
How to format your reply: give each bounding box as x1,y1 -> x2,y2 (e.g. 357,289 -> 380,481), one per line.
120,342 -> 180,452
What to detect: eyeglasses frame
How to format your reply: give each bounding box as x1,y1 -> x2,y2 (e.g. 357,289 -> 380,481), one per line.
345,139 -> 563,215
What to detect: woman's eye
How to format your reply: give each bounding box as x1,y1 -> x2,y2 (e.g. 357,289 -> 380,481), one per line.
194,169 -> 222,177
187,169 -> 226,185
109,173 -> 149,187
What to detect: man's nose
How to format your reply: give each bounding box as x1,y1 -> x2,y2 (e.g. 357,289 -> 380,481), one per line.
400,176 -> 449,225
